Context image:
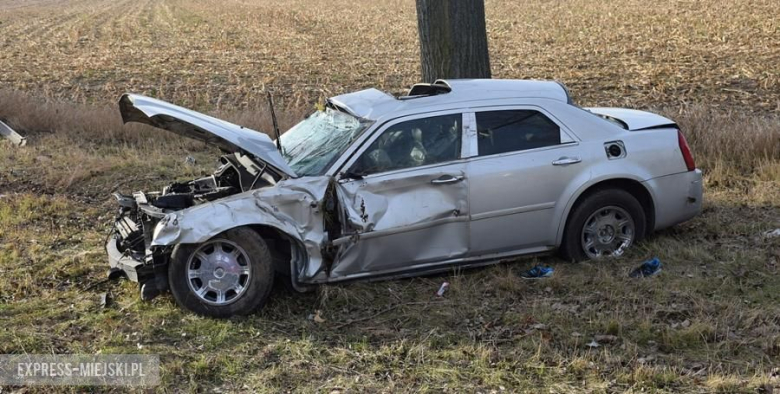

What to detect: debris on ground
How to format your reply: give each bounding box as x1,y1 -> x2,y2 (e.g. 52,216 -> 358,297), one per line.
99,292 -> 110,308
184,155 -> 197,165
520,265 -> 554,279
594,334 -> 619,343
638,355 -> 656,364
0,119 -> 27,147
629,257 -> 662,278
763,228 -> 780,238
586,340 -> 600,348
308,310 -> 326,323
435,282 -> 450,297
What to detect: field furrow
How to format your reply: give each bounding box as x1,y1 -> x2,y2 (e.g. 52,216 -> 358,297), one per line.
0,0 -> 776,110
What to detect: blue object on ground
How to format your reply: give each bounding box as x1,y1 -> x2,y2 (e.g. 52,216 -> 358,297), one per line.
520,265 -> 554,279
629,257 -> 662,278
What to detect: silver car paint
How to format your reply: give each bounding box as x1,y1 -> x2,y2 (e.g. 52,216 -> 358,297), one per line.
119,94 -> 298,178
586,107 -> 676,130
126,79 -> 702,285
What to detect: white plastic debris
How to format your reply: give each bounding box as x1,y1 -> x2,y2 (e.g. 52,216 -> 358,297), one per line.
763,229 -> 780,238
0,120 -> 26,147
436,282 -> 450,297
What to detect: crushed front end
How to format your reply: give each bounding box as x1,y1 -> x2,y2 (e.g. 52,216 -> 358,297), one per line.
106,152 -> 282,300
106,192 -> 171,300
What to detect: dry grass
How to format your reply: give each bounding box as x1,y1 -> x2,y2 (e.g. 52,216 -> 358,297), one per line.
1,0 -> 779,392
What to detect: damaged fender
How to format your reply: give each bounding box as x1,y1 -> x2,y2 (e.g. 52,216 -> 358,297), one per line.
151,177 -> 331,283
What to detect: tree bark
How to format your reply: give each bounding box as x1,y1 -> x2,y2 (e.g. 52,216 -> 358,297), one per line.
416,0 -> 492,82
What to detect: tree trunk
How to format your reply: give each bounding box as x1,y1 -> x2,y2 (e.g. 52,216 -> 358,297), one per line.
416,0 -> 492,82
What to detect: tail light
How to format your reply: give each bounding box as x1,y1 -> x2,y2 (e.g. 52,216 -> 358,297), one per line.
677,130 -> 696,171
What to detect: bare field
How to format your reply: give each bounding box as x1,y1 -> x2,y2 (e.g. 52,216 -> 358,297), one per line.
1,0 -> 779,110
1,0 -> 780,393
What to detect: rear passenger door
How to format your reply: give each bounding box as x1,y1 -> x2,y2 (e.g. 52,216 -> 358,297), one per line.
466,106 -> 582,256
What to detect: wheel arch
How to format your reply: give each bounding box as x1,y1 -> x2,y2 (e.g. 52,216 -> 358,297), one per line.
556,177 -> 656,246
246,224 -> 308,278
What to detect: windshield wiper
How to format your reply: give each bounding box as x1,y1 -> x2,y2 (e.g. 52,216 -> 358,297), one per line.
266,91 -> 283,153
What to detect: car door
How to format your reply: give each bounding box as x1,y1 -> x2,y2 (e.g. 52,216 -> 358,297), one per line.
329,111 -> 470,279
466,106 -> 583,256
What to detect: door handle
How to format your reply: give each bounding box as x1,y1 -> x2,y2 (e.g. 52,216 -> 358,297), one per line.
552,156 -> 582,166
431,175 -> 464,184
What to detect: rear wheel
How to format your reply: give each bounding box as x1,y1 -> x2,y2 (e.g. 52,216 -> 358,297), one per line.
169,227 -> 274,318
560,189 -> 646,262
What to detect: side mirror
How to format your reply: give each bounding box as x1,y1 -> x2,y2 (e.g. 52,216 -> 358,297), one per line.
340,171 -> 365,181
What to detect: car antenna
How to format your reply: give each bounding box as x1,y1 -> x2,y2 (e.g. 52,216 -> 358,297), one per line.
266,91 -> 283,152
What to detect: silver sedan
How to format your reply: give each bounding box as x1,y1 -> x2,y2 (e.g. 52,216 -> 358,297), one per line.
107,79 -> 702,317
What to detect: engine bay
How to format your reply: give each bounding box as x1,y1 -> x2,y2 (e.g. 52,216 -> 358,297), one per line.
111,152 -> 283,260
150,152 -> 281,210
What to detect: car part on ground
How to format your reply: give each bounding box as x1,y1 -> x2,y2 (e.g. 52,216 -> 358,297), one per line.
106,79 -> 703,317
0,120 -> 26,147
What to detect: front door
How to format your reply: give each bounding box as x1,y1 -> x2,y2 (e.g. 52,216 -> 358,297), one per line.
329,112 -> 470,279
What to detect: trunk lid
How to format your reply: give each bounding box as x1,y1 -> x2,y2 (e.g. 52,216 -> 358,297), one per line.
119,94 -> 297,178
586,107 -> 677,131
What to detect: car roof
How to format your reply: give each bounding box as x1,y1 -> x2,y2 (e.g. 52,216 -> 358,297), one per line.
328,79 -> 571,120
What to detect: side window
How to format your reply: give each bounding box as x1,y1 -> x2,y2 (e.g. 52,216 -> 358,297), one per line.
350,114 -> 462,175
476,110 -> 561,156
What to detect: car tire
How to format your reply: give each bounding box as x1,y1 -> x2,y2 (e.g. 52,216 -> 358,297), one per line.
168,227 -> 274,318
560,188 -> 646,262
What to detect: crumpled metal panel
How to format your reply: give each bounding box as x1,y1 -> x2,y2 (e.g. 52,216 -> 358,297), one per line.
336,170 -> 468,233
118,94 -> 298,178
151,176 -> 330,281
329,169 -> 470,279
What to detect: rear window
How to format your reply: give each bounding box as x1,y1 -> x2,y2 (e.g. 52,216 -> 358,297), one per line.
476,110 -> 561,156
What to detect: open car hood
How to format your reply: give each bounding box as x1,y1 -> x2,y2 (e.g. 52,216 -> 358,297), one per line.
586,107 -> 677,131
119,94 -> 297,178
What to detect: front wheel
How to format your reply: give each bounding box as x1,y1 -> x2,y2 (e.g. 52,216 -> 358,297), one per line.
560,189 -> 646,262
168,227 -> 274,318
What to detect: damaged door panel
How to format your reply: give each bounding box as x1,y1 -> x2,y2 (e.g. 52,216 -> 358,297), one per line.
330,167 -> 470,279
326,111 -> 470,279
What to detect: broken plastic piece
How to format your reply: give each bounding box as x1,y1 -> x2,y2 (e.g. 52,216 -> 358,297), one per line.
763,228 -> 780,238
0,120 -> 27,147
436,282 -> 450,297
629,257 -> 662,278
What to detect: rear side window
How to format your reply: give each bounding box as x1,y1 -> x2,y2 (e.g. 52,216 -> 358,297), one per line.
476,110 -> 561,156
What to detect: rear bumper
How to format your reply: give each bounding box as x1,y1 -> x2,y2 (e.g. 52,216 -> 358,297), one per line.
643,169 -> 703,230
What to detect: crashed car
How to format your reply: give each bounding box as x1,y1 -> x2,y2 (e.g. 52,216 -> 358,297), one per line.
107,79 -> 702,317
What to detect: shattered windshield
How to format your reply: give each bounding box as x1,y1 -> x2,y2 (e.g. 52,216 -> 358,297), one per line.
280,108 -> 371,176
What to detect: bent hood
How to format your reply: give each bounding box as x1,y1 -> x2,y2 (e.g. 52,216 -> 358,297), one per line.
586,107 -> 677,131
119,94 -> 297,177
